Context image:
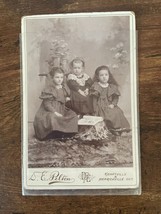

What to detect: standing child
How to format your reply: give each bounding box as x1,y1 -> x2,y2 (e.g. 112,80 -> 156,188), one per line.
90,65 -> 130,135
34,67 -> 78,140
67,57 -> 93,116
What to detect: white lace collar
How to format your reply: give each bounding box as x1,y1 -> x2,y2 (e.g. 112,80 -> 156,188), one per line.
68,73 -> 90,86
98,82 -> 109,88
55,85 -> 63,89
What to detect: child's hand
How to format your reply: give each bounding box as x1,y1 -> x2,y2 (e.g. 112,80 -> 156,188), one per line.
66,97 -> 71,102
55,112 -> 63,117
84,88 -> 89,96
78,89 -> 86,97
109,104 -> 114,109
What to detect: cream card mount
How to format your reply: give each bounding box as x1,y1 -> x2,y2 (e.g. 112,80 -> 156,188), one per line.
21,11 -> 141,195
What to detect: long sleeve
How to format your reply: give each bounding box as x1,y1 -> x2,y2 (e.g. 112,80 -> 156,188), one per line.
108,84 -> 120,106
43,99 -> 55,112
89,82 -> 100,115
91,95 -> 99,115
85,78 -> 93,88
111,94 -> 119,106
67,79 -> 80,92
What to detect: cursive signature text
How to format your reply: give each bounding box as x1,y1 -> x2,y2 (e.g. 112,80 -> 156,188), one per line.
29,171 -> 75,185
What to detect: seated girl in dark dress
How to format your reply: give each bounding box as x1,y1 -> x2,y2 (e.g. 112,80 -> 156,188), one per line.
67,57 -> 93,116
34,67 -> 78,140
90,65 -> 130,135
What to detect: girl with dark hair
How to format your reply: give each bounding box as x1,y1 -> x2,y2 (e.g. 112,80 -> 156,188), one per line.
90,65 -> 130,135
34,67 -> 78,140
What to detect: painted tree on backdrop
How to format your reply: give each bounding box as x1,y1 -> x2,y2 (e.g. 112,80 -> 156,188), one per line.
104,17 -> 130,85
29,18 -> 71,77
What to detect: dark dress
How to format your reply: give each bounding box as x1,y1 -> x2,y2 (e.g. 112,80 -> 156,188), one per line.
33,86 -> 78,140
90,82 -> 130,131
67,73 -> 93,115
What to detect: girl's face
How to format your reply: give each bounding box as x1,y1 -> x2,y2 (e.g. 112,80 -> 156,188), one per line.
72,62 -> 84,77
53,72 -> 64,85
98,69 -> 109,84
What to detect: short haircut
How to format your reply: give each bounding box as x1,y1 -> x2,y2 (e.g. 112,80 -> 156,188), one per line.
70,57 -> 85,67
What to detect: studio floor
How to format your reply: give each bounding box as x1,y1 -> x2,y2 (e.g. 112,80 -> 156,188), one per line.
28,123 -> 133,168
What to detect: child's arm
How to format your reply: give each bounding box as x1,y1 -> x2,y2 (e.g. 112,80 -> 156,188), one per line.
92,96 -> 99,115
83,78 -> 93,96
111,94 -> 119,106
67,79 -> 86,96
89,83 -> 100,114
109,104 -> 114,109
109,95 -> 119,108
109,85 -> 120,108
78,89 -> 86,97
85,77 -> 93,88
67,79 -> 80,92
43,100 -> 63,116
68,79 -> 87,96
54,112 -> 63,117
84,88 -> 89,96
43,99 -> 55,112
66,97 -> 71,102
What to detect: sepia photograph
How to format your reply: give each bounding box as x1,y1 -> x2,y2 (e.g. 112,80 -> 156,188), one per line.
22,12 -> 139,191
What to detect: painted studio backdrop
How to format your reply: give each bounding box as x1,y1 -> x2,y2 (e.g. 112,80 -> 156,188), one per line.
26,16 -> 131,126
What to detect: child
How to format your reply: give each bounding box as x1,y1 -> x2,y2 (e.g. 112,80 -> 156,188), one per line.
67,57 -> 93,115
90,65 -> 130,135
34,67 -> 78,140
